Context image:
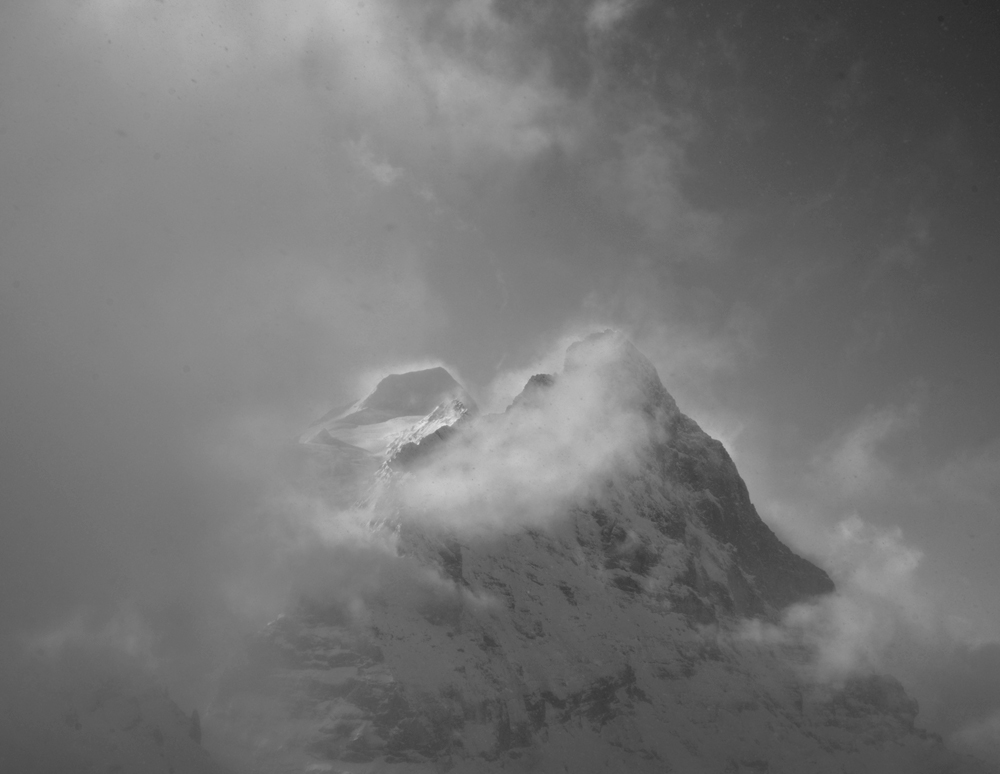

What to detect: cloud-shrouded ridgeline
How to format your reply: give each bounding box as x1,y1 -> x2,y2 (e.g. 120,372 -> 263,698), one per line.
388,333 -> 665,534
2,0 -> 1000,769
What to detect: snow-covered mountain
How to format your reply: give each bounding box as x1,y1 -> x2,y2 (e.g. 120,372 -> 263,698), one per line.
208,332 -> 994,773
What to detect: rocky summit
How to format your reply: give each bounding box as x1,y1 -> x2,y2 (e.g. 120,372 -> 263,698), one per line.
209,332 -> 993,774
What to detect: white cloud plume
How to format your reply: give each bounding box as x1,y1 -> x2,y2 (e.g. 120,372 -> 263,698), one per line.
347,136 -> 405,187
586,0 -> 644,33
388,332 -> 660,534
741,516 -> 927,678
741,512 -> 1000,764
818,399 -> 921,496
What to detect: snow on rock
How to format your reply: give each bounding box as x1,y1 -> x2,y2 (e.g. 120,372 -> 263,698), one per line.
384,399 -> 475,471
295,369 -> 476,510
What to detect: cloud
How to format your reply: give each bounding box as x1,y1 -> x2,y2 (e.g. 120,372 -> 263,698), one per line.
740,397 -> 925,562
586,0 -> 644,33
347,136 -> 405,187
952,711 -> 1000,764
0,0 -> 477,711
734,398 -> 1000,764
0,0 -> 732,745
588,114 -> 727,260
819,399 -> 921,496
575,259 -> 758,451
869,207 -> 930,281
23,605 -> 159,671
71,0 -> 587,183
735,506 -> 1000,766
741,516 -> 927,677
935,440 -> 1000,508
387,332 -> 660,534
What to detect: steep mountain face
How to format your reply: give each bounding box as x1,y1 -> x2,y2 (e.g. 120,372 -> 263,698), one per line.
209,332 -> 992,774
561,333 -> 835,614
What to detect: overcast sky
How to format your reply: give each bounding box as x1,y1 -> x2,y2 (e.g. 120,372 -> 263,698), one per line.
2,0 -> 1000,747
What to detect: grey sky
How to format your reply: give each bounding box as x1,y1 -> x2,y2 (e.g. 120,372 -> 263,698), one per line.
2,0 -> 1000,752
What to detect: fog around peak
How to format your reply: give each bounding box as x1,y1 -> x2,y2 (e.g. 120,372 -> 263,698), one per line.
390,333 -> 667,535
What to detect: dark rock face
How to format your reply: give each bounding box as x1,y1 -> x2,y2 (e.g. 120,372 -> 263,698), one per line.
660,411 -> 835,610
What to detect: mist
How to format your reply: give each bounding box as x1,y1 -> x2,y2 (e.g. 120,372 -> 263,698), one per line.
0,0 -> 450,709
738,512 -> 1000,764
388,332 -> 662,534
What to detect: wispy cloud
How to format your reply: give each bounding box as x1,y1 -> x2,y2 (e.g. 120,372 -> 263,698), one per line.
586,0 -> 644,34
347,136 -> 404,187
389,333 -> 658,534
740,507 -> 1000,763
735,396 -> 1000,763
935,440 -> 1000,509
592,118 -> 727,260
819,399 -> 921,496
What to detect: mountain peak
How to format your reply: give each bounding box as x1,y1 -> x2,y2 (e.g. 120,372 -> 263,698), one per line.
500,331 -> 832,612
504,330 -> 676,424
563,329 -> 678,414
